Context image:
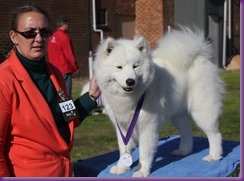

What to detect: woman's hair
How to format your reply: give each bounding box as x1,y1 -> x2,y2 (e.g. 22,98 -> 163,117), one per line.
9,4 -> 51,31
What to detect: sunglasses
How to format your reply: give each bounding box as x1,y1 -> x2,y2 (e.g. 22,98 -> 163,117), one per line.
15,29 -> 52,39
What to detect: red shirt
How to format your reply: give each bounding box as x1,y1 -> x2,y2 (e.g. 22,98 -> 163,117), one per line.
48,29 -> 79,74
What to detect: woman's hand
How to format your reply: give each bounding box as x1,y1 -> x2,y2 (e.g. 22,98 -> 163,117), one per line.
88,76 -> 100,101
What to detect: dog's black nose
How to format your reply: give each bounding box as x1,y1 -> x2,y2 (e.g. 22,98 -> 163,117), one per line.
126,79 -> 135,86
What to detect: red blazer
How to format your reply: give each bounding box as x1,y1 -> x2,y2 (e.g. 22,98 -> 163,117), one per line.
0,51 -> 78,176
48,29 -> 79,74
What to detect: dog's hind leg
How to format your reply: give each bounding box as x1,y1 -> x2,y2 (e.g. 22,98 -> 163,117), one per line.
171,113 -> 193,156
202,131 -> 222,162
191,110 -> 223,162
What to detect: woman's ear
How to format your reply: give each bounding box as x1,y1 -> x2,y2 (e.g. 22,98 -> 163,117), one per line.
9,30 -> 18,45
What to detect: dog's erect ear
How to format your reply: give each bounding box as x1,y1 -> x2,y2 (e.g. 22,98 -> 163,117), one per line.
103,37 -> 117,55
133,36 -> 149,54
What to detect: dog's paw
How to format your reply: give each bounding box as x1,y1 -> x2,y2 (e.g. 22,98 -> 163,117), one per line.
132,171 -> 147,177
202,154 -> 222,162
109,165 -> 129,175
171,149 -> 189,156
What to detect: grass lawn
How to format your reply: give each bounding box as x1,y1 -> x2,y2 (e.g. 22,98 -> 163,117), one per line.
70,70 -> 240,163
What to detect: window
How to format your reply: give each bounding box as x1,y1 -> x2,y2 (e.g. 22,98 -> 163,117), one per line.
96,8 -> 107,26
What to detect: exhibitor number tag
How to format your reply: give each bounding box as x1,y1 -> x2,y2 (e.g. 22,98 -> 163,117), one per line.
58,99 -> 79,122
59,100 -> 75,112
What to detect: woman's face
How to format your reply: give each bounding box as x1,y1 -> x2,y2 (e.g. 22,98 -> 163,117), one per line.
9,12 -> 50,61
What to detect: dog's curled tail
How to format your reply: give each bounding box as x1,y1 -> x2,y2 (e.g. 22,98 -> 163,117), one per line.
153,26 -> 213,70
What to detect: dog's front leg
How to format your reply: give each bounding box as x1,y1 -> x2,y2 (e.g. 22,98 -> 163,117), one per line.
133,125 -> 159,177
109,129 -> 135,175
110,159 -> 130,175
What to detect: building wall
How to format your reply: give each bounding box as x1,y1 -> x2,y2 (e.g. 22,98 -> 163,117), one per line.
232,0 -> 240,55
116,0 -> 135,16
136,0 -> 163,48
163,0 -> 175,33
135,0 -> 174,48
115,0 -> 135,39
175,0 -> 207,30
0,0 -> 239,76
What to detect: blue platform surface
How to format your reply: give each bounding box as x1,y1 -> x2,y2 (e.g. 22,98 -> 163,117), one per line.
73,135 -> 240,177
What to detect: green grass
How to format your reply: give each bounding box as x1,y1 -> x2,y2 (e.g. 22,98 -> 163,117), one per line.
70,70 -> 240,162
71,114 -> 117,161
219,71 -> 240,141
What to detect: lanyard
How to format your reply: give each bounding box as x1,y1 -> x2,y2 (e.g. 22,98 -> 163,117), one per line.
46,64 -> 67,100
116,93 -> 145,146
46,64 -> 79,122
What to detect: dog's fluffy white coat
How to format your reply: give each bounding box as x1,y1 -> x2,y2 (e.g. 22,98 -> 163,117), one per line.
93,27 -> 225,177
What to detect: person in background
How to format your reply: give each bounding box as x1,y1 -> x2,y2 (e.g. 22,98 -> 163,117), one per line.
48,16 -> 79,97
0,4 -> 99,177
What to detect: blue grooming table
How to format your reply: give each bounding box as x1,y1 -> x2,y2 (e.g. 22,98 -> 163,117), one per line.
73,135 -> 240,177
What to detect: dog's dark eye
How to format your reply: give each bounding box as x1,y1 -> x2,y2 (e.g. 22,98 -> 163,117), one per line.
139,46 -> 144,51
116,66 -> 122,69
133,65 -> 139,69
107,47 -> 113,54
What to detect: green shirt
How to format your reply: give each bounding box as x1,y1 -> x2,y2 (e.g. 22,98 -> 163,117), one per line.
16,49 -> 96,143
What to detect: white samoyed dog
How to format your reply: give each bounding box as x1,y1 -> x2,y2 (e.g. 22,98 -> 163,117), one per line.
93,27 -> 225,177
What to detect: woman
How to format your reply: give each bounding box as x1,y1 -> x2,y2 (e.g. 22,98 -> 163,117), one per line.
0,4 -> 99,176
